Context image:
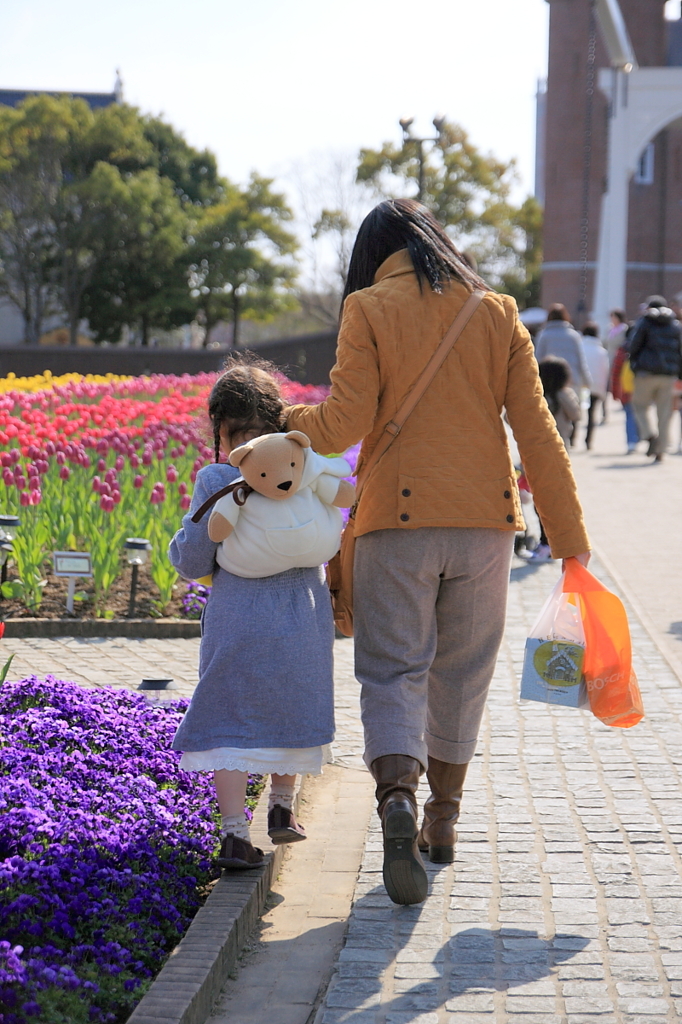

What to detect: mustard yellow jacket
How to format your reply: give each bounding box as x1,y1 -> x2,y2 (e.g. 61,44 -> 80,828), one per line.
286,249 -> 590,558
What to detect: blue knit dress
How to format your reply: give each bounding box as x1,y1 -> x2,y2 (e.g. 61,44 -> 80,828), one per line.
169,463 -> 335,774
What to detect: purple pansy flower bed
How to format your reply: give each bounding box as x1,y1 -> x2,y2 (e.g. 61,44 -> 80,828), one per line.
0,677 -> 258,1024
180,583 -> 211,621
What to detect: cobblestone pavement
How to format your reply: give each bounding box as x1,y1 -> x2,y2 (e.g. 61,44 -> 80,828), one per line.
315,554 -> 682,1024
0,635 -> 202,698
6,469 -> 682,1022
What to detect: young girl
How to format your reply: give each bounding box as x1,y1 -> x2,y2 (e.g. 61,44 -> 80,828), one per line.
169,356 -> 336,870
538,356 -> 582,448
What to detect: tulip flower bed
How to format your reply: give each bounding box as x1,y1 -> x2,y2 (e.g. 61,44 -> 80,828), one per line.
0,372 -> 332,617
0,675 -> 263,1024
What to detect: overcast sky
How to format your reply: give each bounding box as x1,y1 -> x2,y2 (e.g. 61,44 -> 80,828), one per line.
2,0 -> 549,206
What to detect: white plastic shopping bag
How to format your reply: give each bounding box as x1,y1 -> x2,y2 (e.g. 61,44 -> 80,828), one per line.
520,578 -> 588,708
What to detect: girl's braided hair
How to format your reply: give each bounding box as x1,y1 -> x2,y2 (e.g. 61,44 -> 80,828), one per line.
208,353 -> 286,463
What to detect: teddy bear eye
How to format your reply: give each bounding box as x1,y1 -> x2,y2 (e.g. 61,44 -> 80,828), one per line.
261,472 -> 266,477
291,462 -> 295,467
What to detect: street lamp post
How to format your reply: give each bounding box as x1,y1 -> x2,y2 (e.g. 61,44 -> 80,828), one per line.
399,115 -> 447,202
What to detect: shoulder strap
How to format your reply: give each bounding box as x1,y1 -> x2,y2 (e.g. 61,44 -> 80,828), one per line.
355,287 -> 485,499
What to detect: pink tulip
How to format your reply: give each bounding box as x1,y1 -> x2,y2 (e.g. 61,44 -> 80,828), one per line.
29,489 -> 41,505
92,476 -> 101,493
112,489 -> 121,504
180,494 -> 191,510
29,475 -> 41,491
190,470 -> 197,483
10,450 -> 20,464
2,469 -> 13,486
166,466 -> 178,483
142,451 -> 152,466
27,464 -> 39,478
130,454 -> 140,469
0,453 -> 11,468
178,482 -> 187,496
97,458 -> 106,473
115,456 -> 124,471
100,495 -> 114,512
56,452 -> 66,466
19,491 -> 30,506
59,466 -> 70,481
133,474 -> 144,489
14,475 -> 26,491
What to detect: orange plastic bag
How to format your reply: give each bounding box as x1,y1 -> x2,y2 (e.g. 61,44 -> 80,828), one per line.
562,558 -> 644,728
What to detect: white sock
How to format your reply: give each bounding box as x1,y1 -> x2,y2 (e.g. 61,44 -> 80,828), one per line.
268,781 -> 296,812
220,814 -> 250,841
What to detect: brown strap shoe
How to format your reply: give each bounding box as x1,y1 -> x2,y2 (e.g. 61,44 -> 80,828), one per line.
216,833 -> 266,870
267,804 -> 307,845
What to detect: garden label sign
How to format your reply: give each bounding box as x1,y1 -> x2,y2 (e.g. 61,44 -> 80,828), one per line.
53,551 -> 93,615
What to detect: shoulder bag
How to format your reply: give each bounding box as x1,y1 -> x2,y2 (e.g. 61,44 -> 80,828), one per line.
328,287 -> 485,636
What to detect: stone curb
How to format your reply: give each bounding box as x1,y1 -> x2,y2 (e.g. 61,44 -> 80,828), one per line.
0,618 -> 201,638
126,778 -> 308,1024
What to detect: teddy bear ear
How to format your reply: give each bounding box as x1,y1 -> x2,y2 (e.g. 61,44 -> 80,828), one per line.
228,443 -> 253,467
285,430 -> 311,448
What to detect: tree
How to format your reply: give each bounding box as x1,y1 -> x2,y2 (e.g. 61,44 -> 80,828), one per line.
189,174 -> 298,347
81,168 -> 190,344
0,97 -> 230,344
289,153 -> 373,328
0,96 -> 91,343
356,121 -> 542,305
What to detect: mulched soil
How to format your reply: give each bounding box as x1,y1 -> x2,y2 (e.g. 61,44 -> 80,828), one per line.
0,562 -> 191,620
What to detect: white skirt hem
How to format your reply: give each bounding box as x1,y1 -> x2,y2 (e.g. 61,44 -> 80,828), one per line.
179,743 -> 333,776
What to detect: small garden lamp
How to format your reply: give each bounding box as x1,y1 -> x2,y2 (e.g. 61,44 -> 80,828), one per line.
137,678 -> 178,707
124,538 -> 151,618
0,515 -> 20,590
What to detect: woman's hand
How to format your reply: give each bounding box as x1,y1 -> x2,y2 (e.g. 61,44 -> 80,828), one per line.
561,551 -> 591,573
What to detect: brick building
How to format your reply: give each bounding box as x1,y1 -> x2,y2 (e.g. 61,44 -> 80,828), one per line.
541,0 -> 682,323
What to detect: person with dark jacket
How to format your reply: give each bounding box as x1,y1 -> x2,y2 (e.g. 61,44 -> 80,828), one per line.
627,295 -> 682,462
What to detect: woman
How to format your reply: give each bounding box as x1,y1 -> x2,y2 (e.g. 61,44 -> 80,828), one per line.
534,304 -> 593,397
285,199 -> 590,906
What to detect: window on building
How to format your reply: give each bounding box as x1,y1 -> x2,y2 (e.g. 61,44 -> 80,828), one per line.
634,143 -> 655,185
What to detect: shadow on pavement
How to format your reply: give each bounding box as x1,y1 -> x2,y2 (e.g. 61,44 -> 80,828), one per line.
667,621 -> 682,642
509,561 -> 551,582
326,886 -> 590,1019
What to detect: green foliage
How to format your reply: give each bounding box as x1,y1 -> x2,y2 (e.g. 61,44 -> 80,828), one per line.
189,173 -> 299,345
0,96 -> 300,345
356,120 -> 543,306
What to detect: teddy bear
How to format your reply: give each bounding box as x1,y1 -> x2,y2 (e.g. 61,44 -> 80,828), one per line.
202,431 -> 355,579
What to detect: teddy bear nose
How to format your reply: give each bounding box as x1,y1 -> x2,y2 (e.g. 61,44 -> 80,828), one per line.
277,480 -> 292,491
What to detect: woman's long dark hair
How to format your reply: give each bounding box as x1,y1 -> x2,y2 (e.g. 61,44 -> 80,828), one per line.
342,198 -> 488,306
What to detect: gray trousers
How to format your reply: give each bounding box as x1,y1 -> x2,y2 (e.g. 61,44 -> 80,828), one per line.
632,374 -> 676,454
354,527 -> 514,771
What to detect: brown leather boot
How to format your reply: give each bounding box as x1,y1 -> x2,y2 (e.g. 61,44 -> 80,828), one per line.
417,758 -> 468,863
371,754 -> 428,906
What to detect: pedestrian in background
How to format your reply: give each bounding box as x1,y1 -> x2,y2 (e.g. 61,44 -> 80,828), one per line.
606,309 -> 629,373
610,343 -> 639,454
581,322 -> 610,450
534,304 -> 593,397
627,295 -> 682,463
